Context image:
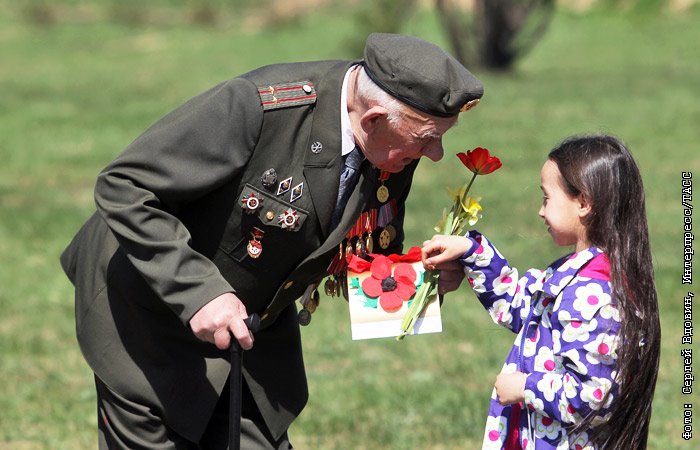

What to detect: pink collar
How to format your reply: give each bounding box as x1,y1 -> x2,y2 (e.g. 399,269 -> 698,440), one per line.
578,253 -> 611,281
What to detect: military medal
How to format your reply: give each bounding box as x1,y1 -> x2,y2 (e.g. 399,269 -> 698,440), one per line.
377,200 -> 397,249
324,277 -> 336,297
365,234 -> 374,253
378,228 -> 391,249
290,182 -> 304,203
298,308 -> 312,326
277,177 -> 292,196
345,240 -> 354,263
261,168 -> 278,190
279,208 -> 299,230
246,227 -> 264,259
307,289 -> 320,313
241,192 -> 263,213
385,224 -> 397,241
376,170 -> 390,203
298,284 -> 320,326
363,209 -> 376,254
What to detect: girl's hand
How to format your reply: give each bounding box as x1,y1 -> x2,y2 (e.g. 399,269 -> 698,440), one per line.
421,235 -> 473,270
494,372 -> 528,406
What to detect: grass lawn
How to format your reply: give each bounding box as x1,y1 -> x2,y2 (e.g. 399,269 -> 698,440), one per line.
0,2 -> 698,448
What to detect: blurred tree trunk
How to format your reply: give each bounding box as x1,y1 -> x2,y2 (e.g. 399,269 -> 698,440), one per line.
435,0 -> 555,71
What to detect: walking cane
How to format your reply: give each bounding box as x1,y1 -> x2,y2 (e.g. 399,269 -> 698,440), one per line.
229,313 -> 260,450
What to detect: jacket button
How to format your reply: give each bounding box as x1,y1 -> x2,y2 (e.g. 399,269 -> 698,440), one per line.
283,281 -> 294,289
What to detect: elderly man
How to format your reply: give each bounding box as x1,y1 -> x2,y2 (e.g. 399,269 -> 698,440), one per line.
60,33 -> 483,449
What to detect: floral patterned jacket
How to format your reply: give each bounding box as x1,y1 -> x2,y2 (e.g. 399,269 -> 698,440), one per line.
459,232 -> 621,450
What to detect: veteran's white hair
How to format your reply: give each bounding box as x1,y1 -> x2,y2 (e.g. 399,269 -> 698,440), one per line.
356,66 -> 408,129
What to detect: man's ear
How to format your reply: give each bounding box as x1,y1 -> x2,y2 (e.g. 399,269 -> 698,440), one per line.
578,195 -> 592,218
359,105 -> 388,135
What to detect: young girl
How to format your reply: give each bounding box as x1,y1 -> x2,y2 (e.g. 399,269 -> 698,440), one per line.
422,135 -> 660,449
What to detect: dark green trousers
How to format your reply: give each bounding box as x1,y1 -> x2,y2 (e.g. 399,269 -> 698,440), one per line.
96,376 -> 293,450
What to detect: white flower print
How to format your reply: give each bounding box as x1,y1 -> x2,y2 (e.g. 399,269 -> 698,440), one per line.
599,303 -> 621,322
465,269 -> 486,293
482,415 -> 507,449
522,428 -> 533,450
580,377 -> 614,410
561,348 -> 588,376
501,362 -> 518,374
518,291 -> 533,321
551,329 -> 562,354
535,294 -> 557,316
534,412 -> 560,440
524,389 -> 544,412
521,327 -> 540,358
489,299 -> 513,326
564,432 -> 594,450
584,333 -> 619,366
493,266 -> 518,296
466,238 -> 496,268
572,282 -> 611,320
534,346 -> 562,373
558,310 -> 597,343
536,373 -> 563,402
562,372 -> 580,399
557,394 -> 581,424
559,249 -> 595,273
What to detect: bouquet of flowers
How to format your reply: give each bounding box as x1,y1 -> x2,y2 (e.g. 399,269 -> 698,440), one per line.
396,147 -> 502,340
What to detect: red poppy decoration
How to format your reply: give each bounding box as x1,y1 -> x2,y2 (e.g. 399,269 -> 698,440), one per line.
361,254 -> 417,312
457,147 -> 502,175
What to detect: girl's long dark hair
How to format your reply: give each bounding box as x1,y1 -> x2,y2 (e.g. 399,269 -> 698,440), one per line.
549,135 -> 660,449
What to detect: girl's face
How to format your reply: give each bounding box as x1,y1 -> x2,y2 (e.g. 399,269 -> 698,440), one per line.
539,160 -> 590,251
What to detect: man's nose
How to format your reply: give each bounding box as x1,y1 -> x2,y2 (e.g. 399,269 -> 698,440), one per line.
421,140 -> 444,162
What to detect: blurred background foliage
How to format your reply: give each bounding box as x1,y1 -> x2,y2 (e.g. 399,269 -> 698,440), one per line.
1,0 -> 698,448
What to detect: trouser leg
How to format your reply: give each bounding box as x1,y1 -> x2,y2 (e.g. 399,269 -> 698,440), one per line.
95,374 -> 293,450
96,376 -> 196,450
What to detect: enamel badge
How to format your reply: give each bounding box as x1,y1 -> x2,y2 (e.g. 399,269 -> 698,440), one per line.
279,208 -> 299,230
241,192 -> 263,213
247,227 -> 264,259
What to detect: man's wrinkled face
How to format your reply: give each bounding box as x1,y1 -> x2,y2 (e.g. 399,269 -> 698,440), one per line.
361,110 -> 458,173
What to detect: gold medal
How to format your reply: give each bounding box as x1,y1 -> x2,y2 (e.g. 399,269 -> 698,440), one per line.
365,234 -> 373,253
376,185 -> 389,203
307,290 -> 320,313
378,228 -> 391,249
324,278 -> 336,296
385,224 -> 397,241
346,241 -> 354,263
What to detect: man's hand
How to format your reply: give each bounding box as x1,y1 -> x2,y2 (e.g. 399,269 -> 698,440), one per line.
494,372 -> 528,406
421,235 -> 473,295
189,292 -> 254,350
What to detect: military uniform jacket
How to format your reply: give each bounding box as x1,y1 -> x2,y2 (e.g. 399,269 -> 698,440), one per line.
60,60 -> 418,442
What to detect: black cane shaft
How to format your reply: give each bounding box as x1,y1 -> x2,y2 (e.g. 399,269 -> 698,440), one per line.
229,313 -> 259,450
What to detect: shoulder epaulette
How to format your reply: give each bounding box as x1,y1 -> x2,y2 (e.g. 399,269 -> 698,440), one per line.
257,81 -> 317,111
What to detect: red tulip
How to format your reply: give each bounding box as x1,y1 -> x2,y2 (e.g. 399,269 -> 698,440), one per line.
457,147 -> 502,175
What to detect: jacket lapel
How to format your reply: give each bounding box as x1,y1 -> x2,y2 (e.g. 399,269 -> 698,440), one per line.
300,160 -> 374,263
303,60 -> 360,238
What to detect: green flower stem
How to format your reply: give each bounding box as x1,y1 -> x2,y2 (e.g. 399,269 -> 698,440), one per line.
396,172 -> 478,340
397,270 -> 439,340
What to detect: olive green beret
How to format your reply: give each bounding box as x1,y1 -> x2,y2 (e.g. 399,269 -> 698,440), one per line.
363,33 -> 484,117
